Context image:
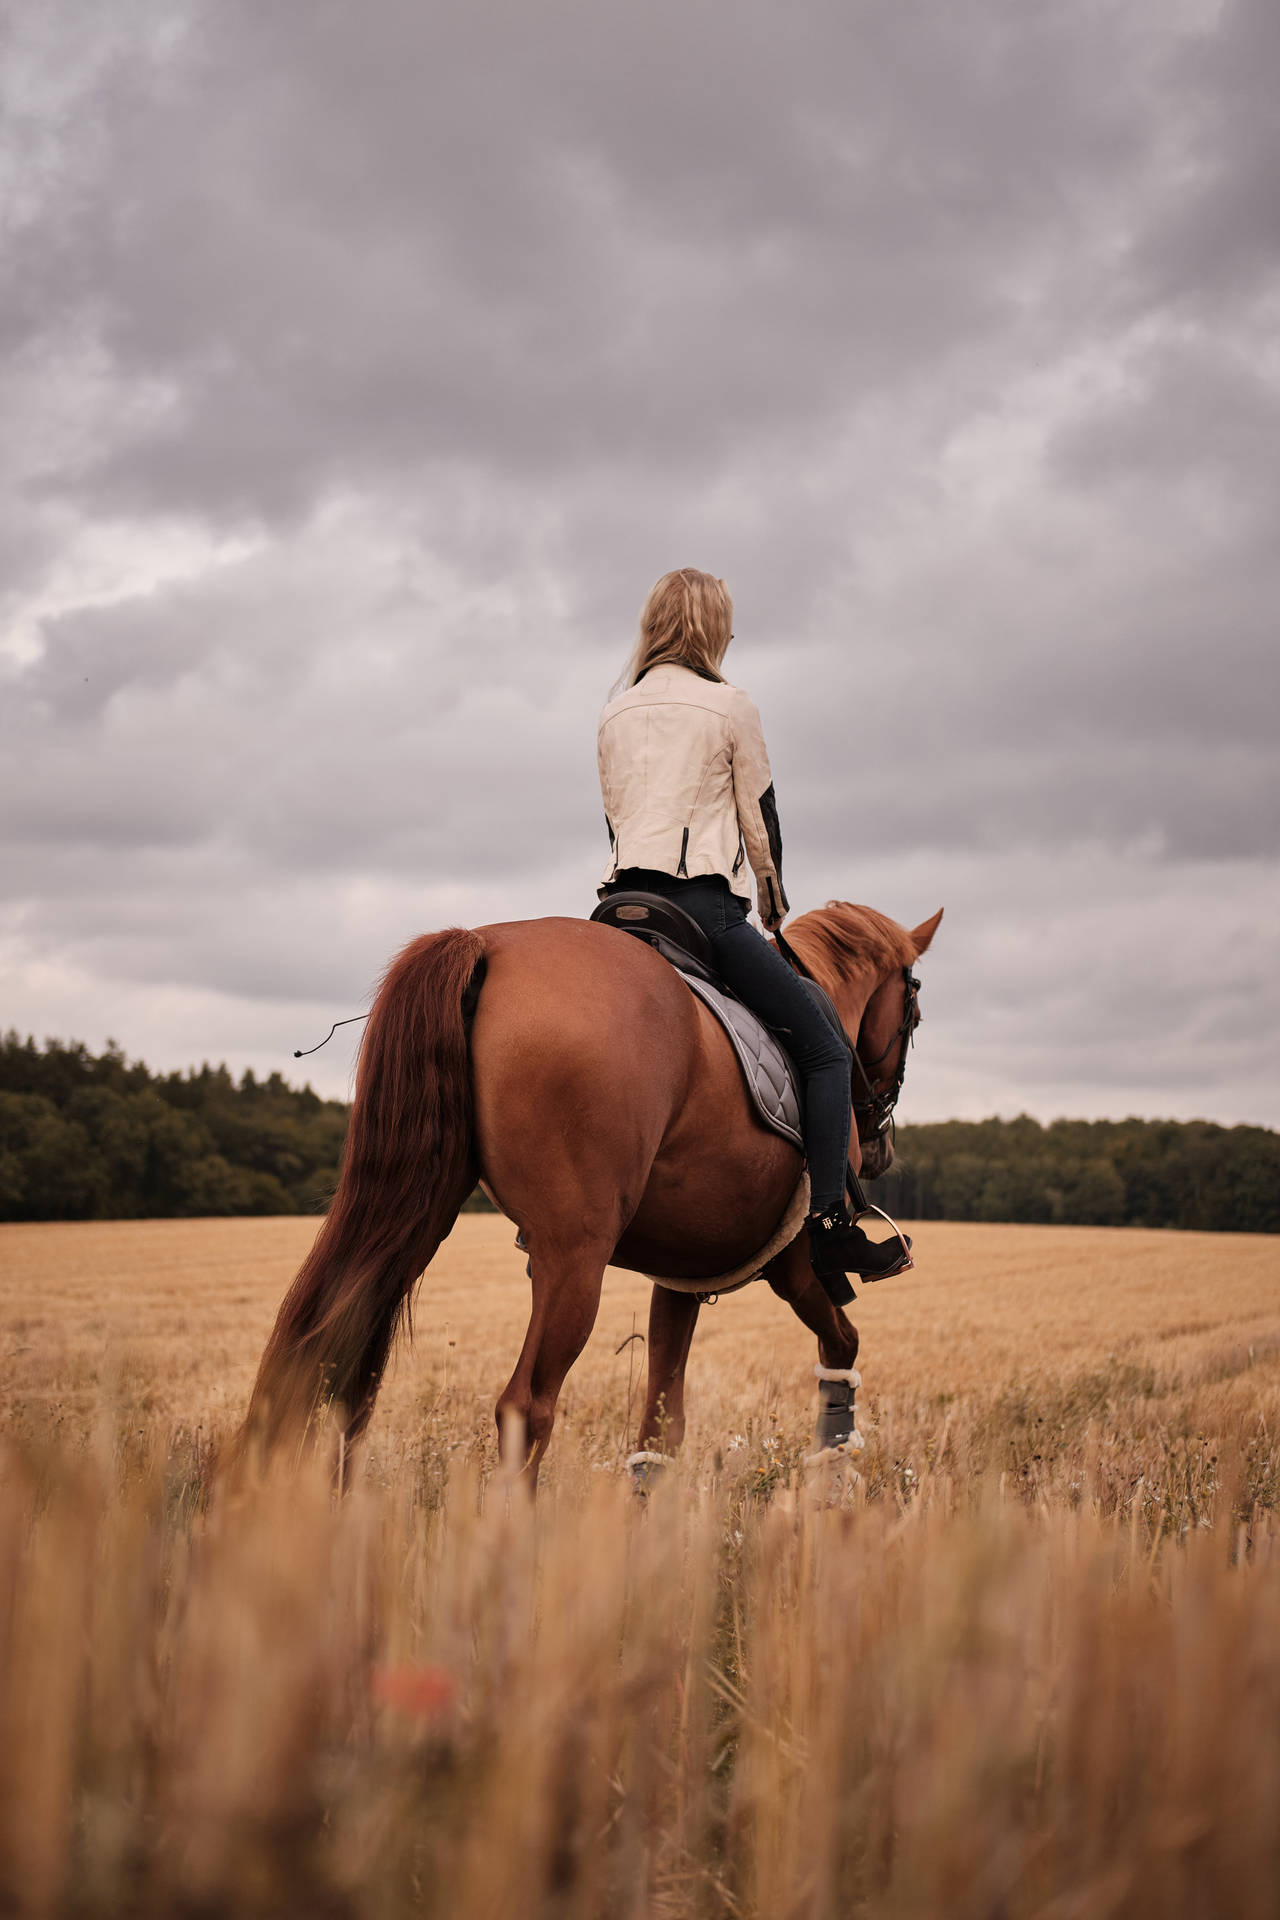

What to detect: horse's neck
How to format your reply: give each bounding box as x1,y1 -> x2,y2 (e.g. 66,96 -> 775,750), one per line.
819,965 -> 880,1045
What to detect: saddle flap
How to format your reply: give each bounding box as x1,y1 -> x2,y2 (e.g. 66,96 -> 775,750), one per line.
681,974 -> 804,1150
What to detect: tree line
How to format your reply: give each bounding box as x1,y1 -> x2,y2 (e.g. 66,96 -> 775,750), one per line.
0,1033 -> 350,1220
878,1114 -> 1279,1235
1,1033 -> 1275,1232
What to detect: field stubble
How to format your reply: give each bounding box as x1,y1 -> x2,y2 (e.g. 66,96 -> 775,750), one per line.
0,1216 -> 1277,1917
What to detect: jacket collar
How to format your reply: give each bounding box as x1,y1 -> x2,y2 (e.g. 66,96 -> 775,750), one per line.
635,660 -> 724,687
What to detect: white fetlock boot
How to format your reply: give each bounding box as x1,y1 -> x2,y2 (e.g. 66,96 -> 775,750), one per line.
805,1364 -> 865,1465
626,1450 -> 668,1496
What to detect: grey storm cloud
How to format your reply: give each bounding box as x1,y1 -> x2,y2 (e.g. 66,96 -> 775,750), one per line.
4,2 -> 1197,516
2,0 -> 1278,1125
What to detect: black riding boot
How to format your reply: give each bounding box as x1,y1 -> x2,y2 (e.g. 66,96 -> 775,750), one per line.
807,1208 -> 913,1304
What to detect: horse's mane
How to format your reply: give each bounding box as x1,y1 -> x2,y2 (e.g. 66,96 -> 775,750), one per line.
784,900 -> 917,993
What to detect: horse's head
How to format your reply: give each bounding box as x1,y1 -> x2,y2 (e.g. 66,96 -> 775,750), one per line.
782,902 -> 943,1181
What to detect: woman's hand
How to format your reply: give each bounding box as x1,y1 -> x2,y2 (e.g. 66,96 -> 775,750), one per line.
760,907 -> 786,934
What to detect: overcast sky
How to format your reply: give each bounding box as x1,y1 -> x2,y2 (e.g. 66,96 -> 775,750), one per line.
2,0 -> 1277,1126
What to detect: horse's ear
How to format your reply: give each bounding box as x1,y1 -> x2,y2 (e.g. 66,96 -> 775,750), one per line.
909,908 -> 943,957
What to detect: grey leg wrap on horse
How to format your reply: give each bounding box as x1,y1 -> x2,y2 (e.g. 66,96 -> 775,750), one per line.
626,1450 -> 668,1495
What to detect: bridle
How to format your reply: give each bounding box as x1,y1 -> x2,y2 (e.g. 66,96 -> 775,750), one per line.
848,967 -> 921,1141
774,927 -> 922,1145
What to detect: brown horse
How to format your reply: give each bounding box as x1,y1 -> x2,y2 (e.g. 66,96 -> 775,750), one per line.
243,900 -> 941,1479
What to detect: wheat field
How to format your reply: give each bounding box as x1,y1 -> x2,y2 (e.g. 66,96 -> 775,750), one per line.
0,1216 -> 1277,1917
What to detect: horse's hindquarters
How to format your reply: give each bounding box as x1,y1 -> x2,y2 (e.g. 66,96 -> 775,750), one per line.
471,919 -> 699,1249
470,918 -> 802,1281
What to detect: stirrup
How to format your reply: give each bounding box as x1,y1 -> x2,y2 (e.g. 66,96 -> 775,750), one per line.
848,1201 -> 913,1277
808,1211 -> 913,1282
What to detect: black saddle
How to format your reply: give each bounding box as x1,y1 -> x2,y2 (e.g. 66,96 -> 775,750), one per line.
593,891 -> 847,1035
590,891 -> 719,987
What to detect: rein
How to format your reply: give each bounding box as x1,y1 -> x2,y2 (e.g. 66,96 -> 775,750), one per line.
773,927 -> 921,1142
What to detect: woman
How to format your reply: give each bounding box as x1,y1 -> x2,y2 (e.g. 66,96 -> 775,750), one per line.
597,567 -> 910,1297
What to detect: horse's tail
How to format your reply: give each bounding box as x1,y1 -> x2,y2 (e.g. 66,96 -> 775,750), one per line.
243,927 -> 486,1454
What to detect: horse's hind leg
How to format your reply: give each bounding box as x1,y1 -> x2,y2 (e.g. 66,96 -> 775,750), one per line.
636,1285 -> 701,1456
495,1233 -> 612,1485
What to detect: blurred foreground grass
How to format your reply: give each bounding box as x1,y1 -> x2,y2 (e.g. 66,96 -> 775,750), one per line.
0,1217 -> 1277,1916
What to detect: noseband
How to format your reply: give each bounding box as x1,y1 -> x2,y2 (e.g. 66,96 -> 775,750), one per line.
774,929 -> 921,1144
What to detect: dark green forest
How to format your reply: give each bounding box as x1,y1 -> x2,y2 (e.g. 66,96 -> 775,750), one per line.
0,1034 -> 1276,1232
0,1033 -> 349,1220
877,1115 -> 1279,1234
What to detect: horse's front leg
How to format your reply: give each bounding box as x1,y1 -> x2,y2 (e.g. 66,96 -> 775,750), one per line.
764,1235 -> 859,1370
764,1236 -> 862,1457
630,1284 -> 701,1484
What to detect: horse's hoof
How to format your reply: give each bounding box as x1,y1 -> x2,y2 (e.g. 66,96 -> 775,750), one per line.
626,1450 -> 668,1496
803,1434 -> 865,1468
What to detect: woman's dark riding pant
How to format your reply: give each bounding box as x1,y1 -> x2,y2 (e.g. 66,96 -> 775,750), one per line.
606,871 -> 853,1214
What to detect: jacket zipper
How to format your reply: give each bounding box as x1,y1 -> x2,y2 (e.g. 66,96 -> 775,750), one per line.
677,827 -> 690,876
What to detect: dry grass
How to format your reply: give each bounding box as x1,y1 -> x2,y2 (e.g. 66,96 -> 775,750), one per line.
0,1217 -> 1277,1916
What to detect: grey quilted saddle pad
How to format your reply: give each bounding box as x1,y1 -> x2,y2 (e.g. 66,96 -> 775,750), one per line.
679,971 -> 803,1151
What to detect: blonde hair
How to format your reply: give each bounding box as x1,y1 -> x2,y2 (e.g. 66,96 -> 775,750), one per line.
621,569 -> 734,688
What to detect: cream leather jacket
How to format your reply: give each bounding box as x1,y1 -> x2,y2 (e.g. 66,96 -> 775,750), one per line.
597,662 -> 789,922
